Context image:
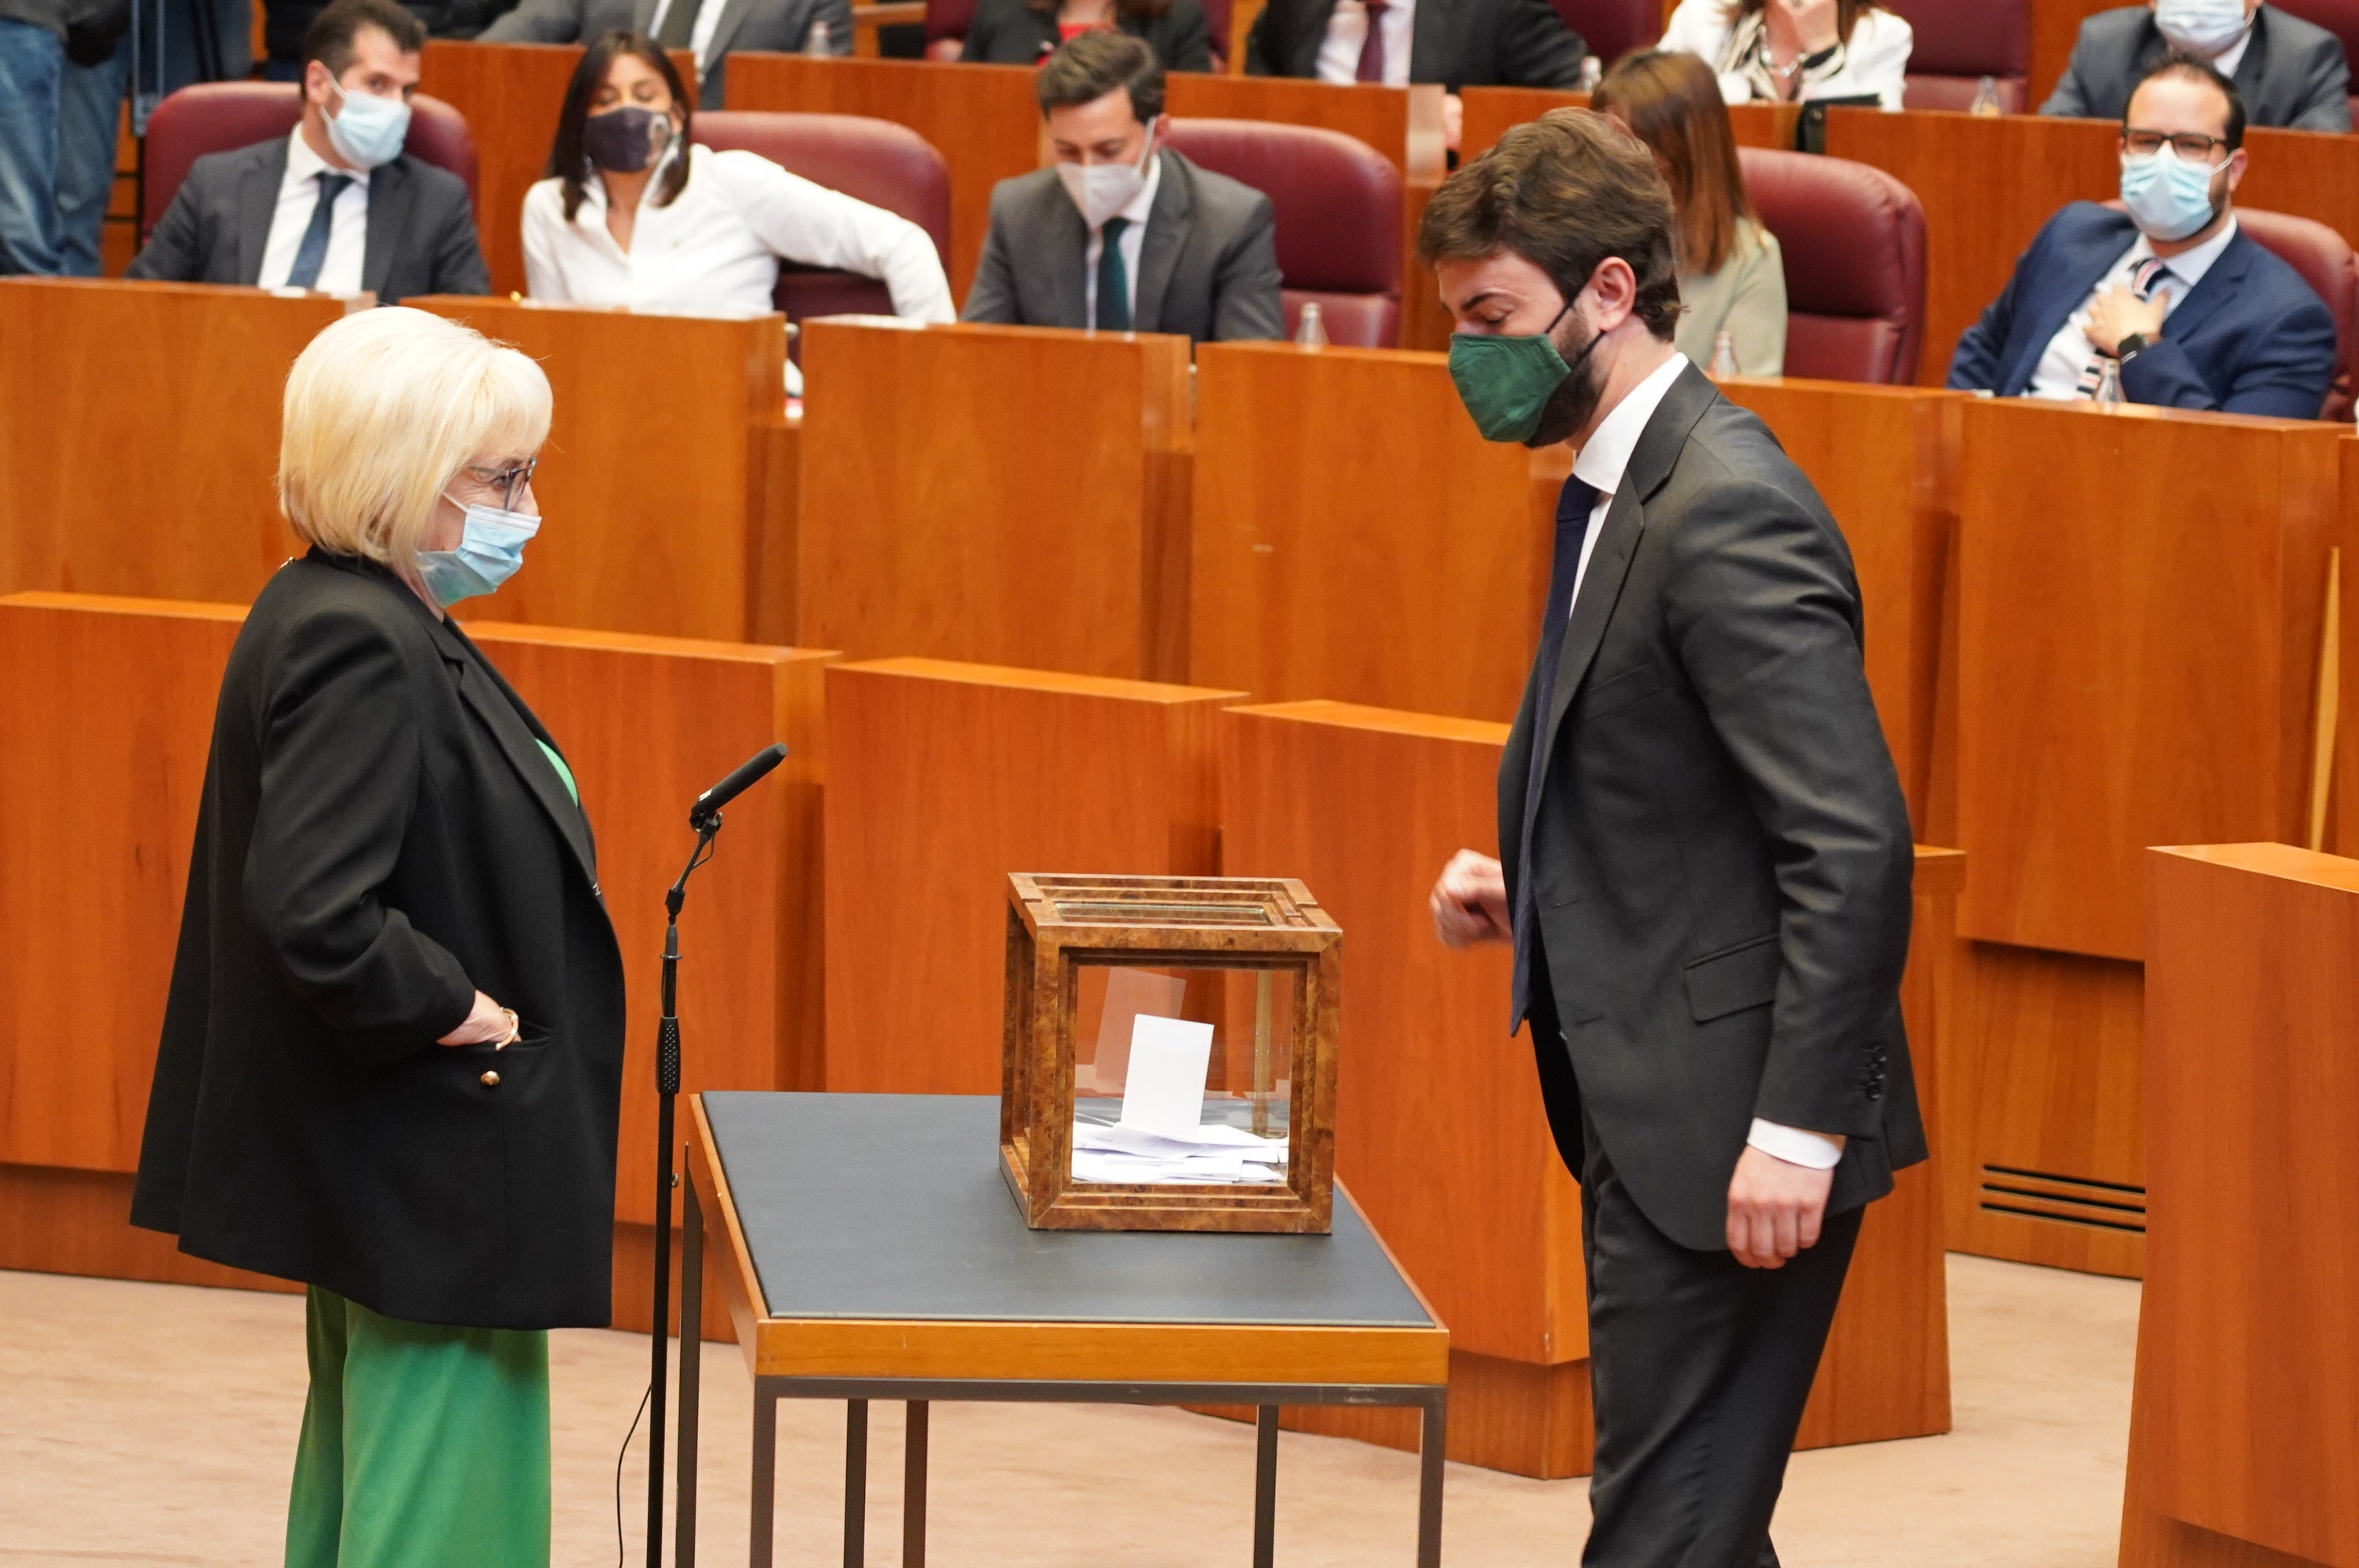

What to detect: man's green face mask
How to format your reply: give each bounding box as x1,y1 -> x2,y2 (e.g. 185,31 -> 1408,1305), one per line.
1447,297 -> 1595,444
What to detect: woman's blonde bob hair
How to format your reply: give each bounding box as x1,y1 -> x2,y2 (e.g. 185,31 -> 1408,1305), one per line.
278,307 -> 552,565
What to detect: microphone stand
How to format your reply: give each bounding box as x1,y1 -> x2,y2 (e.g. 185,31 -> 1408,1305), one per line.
647,811 -> 721,1568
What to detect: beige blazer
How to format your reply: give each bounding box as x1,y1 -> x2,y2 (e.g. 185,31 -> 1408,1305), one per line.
1674,218 -> 1787,376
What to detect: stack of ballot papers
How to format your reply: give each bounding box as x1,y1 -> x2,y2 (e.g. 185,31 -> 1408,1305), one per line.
1069,1118 -> 1289,1185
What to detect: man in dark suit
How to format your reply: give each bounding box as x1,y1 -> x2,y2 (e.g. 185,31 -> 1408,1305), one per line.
1422,108 -> 1919,1566
481,0 -> 849,108
1956,56 -> 2335,418
126,0 -> 488,304
1245,0 -> 1585,89
963,32 -> 1282,343
2043,0 -> 2350,131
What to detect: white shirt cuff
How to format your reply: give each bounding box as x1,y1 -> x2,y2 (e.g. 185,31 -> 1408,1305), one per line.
1746,1118 -> 1845,1170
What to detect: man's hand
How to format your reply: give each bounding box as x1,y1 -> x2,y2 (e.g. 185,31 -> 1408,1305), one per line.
1725,1145 -> 1834,1269
2083,285 -> 2167,358
1429,849 -> 1510,948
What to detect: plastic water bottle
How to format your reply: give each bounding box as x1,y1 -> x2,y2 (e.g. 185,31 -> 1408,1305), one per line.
1294,302 -> 1329,350
1577,55 -> 1602,94
805,18 -> 831,55
1707,329 -> 1740,379
1969,76 -> 2004,117
2092,358 -> 2123,407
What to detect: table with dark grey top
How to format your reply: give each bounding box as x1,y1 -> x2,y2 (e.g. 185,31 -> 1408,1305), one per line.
675,1091 -> 1451,1568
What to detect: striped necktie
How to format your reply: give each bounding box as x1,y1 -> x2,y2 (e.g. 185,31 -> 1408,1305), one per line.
2075,256 -> 2171,400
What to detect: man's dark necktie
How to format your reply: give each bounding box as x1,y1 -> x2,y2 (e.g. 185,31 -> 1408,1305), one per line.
285,172 -> 354,292
1510,474 -> 1601,1026
655,0 -> 703,49
1355,0 -> 1391,82
1095,216 -> 1132,332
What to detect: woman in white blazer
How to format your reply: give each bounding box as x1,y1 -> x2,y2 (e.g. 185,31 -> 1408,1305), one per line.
1660,0 -> 1913,111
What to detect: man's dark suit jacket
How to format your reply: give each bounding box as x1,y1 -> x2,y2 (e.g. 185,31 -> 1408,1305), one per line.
961,147 -> 1284,342
1245,0 -> 1584,89
126,138 -> 489,305
1946,201 -> 2336,419
481,0 -> 851,107
2041,4 -> 2351,131
960,0 -> 1212,70
1503,361 -> 1923,1254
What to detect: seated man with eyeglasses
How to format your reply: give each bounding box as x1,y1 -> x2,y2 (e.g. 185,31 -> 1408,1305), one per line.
1949,53 -> 2334,419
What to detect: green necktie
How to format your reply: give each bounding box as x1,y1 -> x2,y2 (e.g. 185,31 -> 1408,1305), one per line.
1095,216 -> 1131,332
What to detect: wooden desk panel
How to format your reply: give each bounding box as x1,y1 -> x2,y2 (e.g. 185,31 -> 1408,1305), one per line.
1190,343 -> 1557,723
2030,0 -> 2121,108
1167,76 -> 1447,180
467,625 -> 834,1221
724,53 -> 1039,299
1954,400 -> 2339,960
798,320 -> 1192,678
2128,844 -> 2359,1568
409,296 -> 787,642
0,280 -> 351,604
821,658 -> 1238,1096
1459,88 -> 1797,163
418,42 -> 591,298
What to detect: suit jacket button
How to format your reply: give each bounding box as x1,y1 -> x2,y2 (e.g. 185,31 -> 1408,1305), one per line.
480,1070 -> 501,1087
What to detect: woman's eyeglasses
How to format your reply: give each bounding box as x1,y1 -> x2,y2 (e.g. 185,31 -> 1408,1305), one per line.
463,459 -> 538,510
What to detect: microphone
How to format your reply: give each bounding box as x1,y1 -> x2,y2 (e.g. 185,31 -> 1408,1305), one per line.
689,742 -> 788,829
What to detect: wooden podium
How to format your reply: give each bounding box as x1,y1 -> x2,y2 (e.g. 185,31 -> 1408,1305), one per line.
2124,844 -> 2359,1568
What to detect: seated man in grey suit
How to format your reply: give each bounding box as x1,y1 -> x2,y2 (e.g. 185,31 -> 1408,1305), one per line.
2043,1 -> 2350,131
128,0 -> 489,304
482,0 -> 850,109
962,32 -> 1283,343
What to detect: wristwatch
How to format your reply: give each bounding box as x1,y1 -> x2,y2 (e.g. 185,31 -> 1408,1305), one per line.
2117,332 -> 2154,362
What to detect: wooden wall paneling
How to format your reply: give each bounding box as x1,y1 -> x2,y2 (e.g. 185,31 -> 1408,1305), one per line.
1167,75 -> 1441,176
1190,343 -> 1557,723
0,280 -> 349,603
2338,437 -> 2359,859
748,412 -> 801,644
821,658 -> 1239,1095
409,296 -> 787,642
2125,844 -> 2359,1568
1716,379 -> 1960,827
467,623 -> 834,1221
2235,126 -> 2359,249
798,320 -> 1194,679
723,54 -> 1041,300
2030,0 -> 2125,109
1954,401 -> 2339,960
0,594 -> 242,1172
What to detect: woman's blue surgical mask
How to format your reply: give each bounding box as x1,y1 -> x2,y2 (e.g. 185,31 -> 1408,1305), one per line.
2120,144 -> 2222,243
416,500 -> 540,606
323,74 -> 412,170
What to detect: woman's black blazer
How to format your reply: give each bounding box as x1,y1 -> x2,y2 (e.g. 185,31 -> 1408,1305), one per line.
132,550 -> 627,1330
959,0 -> 1213,71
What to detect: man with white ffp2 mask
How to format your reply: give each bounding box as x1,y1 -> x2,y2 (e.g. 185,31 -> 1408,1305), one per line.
961,31 -> 1283,343
1950,55 -> 2335,419
2043,0 -> 2350,130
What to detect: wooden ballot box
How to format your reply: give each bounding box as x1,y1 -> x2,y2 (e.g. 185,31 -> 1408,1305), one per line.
0,593 -> 825,1340
1943,401 -> 2342,1278
821,658 -> 1242,1096
2122,844 -> 2359,1568
798,318 -> 1193,678
1217,699 -> 1957,1476
407,296 -> 795,643
0,279 -> 355,604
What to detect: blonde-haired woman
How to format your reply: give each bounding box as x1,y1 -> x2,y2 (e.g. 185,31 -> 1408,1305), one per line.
133,306 -> 626,1568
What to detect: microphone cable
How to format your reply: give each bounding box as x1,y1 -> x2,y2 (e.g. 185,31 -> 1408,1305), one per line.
616,1379 -> 652,1567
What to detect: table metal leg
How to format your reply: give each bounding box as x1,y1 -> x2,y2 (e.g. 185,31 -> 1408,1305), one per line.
751,1385 -> 778,1568
1252,1405 -> 1279,1568
845,1399 -> 870,1568
676,1178 -> 703,1568
902,1400 -> 929,1568
1415,1394 -> 1446,1568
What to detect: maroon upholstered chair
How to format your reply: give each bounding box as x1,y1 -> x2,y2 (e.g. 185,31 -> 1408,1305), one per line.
1737,146 -> 1926,383
2269,0 -> 2359,124
140,82 -> 478,241
2228,209 -> 2357,419
1882,0 -> 2030,112
1161,117 -> 1401,347
1553,0 -> 1661,67
692,111 -> 952,336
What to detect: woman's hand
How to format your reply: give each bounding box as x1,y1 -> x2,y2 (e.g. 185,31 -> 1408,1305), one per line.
438,989 -> 520,1047
1765,0 -> 1842,61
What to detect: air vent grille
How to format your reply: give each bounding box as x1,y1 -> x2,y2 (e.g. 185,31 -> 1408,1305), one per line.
1979,1163 -> 2146,1235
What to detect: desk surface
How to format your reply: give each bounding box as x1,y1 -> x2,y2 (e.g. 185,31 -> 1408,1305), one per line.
692,1092 -> 1448,1384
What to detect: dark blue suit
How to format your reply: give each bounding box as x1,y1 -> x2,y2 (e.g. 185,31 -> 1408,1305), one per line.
1947,202 -> 2336,419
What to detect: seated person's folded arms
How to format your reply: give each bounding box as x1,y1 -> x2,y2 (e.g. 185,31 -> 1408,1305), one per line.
1660,0 -> 1913,110
960,0 -> 1212,71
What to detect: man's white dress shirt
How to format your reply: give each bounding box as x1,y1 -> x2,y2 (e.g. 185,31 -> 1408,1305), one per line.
2026,216 -> 2239,399
1081,148 -> 1161,327
1313,0 -> 1416,85
258,127 -> 370,294
1565,348 -> 1842,1172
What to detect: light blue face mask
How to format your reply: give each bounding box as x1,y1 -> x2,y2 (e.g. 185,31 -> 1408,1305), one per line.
416,501 -> 540,607
2119,145 -> 2222,244
323,74 -> 412,170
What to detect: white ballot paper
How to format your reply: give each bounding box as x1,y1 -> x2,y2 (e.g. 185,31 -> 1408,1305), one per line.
1118,1014 -> 1215,1136
1069,1014 -> 1287,1185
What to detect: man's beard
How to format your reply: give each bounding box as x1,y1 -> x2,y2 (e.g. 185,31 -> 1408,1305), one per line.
1525,327 -> 1603,448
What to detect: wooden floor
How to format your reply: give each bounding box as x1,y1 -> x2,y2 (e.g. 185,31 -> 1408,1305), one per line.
0,1254 -> 2139,1567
